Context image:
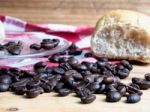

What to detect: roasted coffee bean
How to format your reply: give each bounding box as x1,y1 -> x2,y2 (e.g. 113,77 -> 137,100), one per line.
41,39 -> 59,50
117,68 -> 129,79
53,67 -> 65,75
7,45 -> 22,55
105,85 -> 117,93
34,61 -> 47,70
127,94 -> 141,103
68,50 -> 82,56
59,63 -> 72,71
84,75 -> 95,83
84,52 -> 93,57
117,85 -> 126,96
97,57 -> 108,62
0,83 -> 9,92
65,70 -> 82,80
14,86 -> 27,95
106,91 -> 121,102
120,60 -> 133,71
81,94 -> 96,104
55,82 -> 64,92
0,75 -> 12,84
132,77 -> 142,84
9,67 -> 20,74
145,73 -> 150,81
59,57 -> 69,63
126,85 -> 143,96
4,41 -> 16,47
136,80 -> 150,90
26,86 -> 44,98
88,82 -> 100,92
97,84 -> 106,94
58,88 -> 71,96
75,87 -> 91,98
26,80 -> 41,89
77,64 -> 88,71
0,44 -> 4,50
103,76 -> 114,84
42,39 -> 51,42
68,57 -> 78,66
94,76 -> 104,84
48,55 -> 60,63
129,83 -> 140,89
30,43 -> 41,50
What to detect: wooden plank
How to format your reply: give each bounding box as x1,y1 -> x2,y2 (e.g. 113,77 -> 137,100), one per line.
0,65 -> 150,112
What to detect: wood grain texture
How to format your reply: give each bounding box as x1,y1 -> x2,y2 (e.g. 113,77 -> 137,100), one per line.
0,65 -> 150,112
1,0 -> 150,25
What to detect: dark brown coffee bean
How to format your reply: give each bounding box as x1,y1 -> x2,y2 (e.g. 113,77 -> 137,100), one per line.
120,60 -> 133,71
26,80 -> 41,89
55,82 -> 64,92
65,70 -> 82,80
68,57 -> 78,66
53,67 -> 65,75
0,83 -> 9,92
14,86 -> 27,95
117,85 -> 126,96
75,87 -> 91,98
77,64 -> 88,71
129,83 -> 140,90
34,61 -> 47,70
68,50 -> 82,56
7,45 -> 22,55
84,75 -> 95,83
59,57 -> 69,63
26,86 -> 44,98
68,43 -> 78,50
0,75 -> 12,84
88,82 -> 100,92
81,94 -> 96,104
4,41 -> 16,47
48,55 -> 60,63
106,91 -> 121,102
30,43 -> 41,50
59,63 -> 72,71
97,57 -> 108,62
117,68 -> 129,79
94,76 -> 104,84
84,52 -> 93,57
145,73 -> 150,81
97,84 -> 106,94
137,80 -> 150,90
41,39 -> 59,50
58,88 -> 71,96
127,94 -> 141,103
103,76 -> 114,84
132,77 -> 142,84
127,85 -> 143,96
105,85 -> 117,93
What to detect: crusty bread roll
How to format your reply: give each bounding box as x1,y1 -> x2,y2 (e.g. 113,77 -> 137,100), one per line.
0,21 -> 5,42
91,10 -> 150,63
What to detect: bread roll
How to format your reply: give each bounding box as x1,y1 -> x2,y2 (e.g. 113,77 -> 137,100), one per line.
0,21 -> 5,42
91,10 -> 150,63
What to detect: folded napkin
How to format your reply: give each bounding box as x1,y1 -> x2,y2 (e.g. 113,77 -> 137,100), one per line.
0,15 -> 95,69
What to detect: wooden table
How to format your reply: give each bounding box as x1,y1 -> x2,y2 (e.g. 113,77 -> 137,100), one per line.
0,0 -> 150,112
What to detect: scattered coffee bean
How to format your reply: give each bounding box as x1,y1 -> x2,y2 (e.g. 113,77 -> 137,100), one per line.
127,94 -> 141,103
106,91 -> 121,102
81,94 -> 96,104
58,88 -> 71,96
145,73 -> 150,81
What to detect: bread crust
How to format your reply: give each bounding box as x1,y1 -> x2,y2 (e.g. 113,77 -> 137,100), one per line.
91,10 -> 150,63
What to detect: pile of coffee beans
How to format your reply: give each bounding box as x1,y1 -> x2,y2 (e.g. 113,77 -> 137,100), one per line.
0,41 -> 23,55
0,43 -> 149,104
30,38 -> 60,50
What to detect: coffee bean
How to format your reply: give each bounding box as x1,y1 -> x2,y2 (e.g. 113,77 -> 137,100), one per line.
26,87 -> 44,98
94,76 -> 104,84
120,60 -> 133,71
59,57 -> 69,63
41,39 -> 59,50
53,67 -> 65,75
55,82 -> 64,92
59,63 -> 72,71
137,80 -> 150,90
14,86 -> 27,95
58,88 -> 71,96
0,44 -> 4,50
132,77 -> 142,84
26,80 -> 41,89
7,45 -> 22,55
0,83 -> 9,92
127,94 -> 141,103
68,50 -> 82,56
105,85 -> 117,93
129,83 -> 140,90
4,41 -> 16,47
81,94 -> 96,104
65,70 -> 83,80
84,75 -> 95,83
126,85 -> 143,96
103,76 -> 114,84
97,57 -> 108,62
68,57 -> 78,66
30,43 -> 41,50
48,55 -> 60,63
106,91 -> 121,102
117,85 -> 126,96
97,84 -> 106,94
117,68 -> 129,79
84,52 -> 93,57
68,43 -> 78,50
77,64 -> 88,71
88,82 -> 100,92
34,61 -> 47,70
0,75 -> 12,84
145,73 -> 150,81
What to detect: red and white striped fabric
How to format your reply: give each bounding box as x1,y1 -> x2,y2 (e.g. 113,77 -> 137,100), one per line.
0,15 -> 96,69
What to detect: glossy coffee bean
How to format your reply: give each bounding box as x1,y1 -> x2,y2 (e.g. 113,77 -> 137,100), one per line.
0,75 -> 12,84
117,68 -> 129,79
55,82 -> 64,92
117,85 -> 126,96
81,94 -> 96,104
41,39 -> 59,50
68,57 -> 78,66
137,80 -> 150,90
127,85 -> 143,96
59,63 -> 72,71
30,43 -> 41,50
103,76 -> 114,84
0,83 -> 9,92
59,57 -> 69,63
132,77 -> 142,84
77,64 -> 88,71
127,94 -> 141,103
48,55 -> 60,63
68,50 -> 82,56
129,83 -> 140,89
34,61 -> 47,70
58,88 -> 71,96
68,43 -> 78,50
88,82 -> 100,92
105,85 -> 117,93
84,52 -> 93,57
145,73 -> 150,81
97,84 -> 106,94
14,86 -> 27,95
97,57 -> 108,62
65,70 -> 82,80
7,45 -> 22,55
120,60 -> 133,71
26,87 -> 44,98
106,91 -> 121,102
53,67 -> 65,75
26,80 -> 41,89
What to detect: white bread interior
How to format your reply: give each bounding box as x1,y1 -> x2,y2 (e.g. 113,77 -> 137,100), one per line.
91,10 -> 150,63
